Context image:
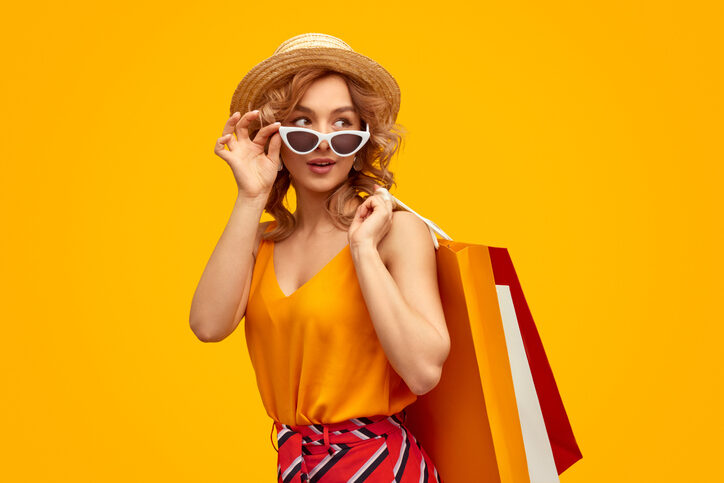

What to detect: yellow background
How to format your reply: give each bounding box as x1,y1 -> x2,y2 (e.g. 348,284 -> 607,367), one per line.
2,1 -> 722,481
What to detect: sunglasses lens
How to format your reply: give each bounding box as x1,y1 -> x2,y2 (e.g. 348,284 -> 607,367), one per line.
287,131 -> 319,152
331,133 -> 364,155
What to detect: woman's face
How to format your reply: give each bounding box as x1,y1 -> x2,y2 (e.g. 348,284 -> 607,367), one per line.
280,74 -> 363,190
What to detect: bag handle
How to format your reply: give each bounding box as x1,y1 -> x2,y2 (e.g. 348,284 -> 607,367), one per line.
377,188 -> 453,249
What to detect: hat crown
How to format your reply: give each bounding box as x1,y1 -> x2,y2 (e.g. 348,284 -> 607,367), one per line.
231,33 -> 400,121
273,33 -> 354,55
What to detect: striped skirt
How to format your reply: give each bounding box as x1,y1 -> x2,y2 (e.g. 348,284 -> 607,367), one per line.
272,410 -> 443,483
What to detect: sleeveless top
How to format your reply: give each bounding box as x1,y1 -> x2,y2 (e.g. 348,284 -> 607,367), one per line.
244,221 -> 418,426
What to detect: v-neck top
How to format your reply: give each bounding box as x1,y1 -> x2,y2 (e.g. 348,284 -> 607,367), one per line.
244,220 -> 418,426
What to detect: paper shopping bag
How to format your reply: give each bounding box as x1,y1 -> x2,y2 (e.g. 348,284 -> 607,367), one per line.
381,191 -> 581,483
489,248 -> 583,474
404,240 -> 537,483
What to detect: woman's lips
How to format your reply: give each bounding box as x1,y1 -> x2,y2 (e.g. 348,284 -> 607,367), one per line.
307,157 -> 335,174
308,158 -> 335,165
307,162 -> 335,174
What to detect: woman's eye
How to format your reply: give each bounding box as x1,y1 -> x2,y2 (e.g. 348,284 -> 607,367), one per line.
290,116 -> 353,128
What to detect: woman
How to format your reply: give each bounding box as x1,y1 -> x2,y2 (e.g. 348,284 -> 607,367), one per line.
190,33 -> 449,482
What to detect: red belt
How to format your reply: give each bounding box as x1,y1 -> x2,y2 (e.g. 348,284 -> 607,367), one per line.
272,410 -> 407,483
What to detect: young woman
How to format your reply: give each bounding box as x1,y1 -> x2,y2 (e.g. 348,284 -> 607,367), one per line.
190,33 -> 449,482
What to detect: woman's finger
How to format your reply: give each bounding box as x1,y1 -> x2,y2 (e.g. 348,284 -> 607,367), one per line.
214,134 -> 235,163
358,197 -> 375,220
354,203 -> 366,221
220,113 -> 241,152
365,195 -> 387,221
223,130 -> 239,152
222,112 -> 240,137
231,110 -> 260,143
372,188 -> 393,206
252,121 -> 282,149
384,195 -> 394,212
266,131 -> 282,167
371,188 -> 393,213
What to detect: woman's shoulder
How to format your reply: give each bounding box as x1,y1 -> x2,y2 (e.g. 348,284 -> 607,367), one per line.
379,210 -> 435,266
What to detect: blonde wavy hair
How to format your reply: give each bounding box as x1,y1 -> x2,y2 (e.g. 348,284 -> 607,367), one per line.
246,67 -> 406,242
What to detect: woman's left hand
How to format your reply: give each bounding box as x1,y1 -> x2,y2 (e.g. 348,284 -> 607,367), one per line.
348,185 -> 395,250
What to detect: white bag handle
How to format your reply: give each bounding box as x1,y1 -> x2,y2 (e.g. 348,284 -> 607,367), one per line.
376,187 -> 453,249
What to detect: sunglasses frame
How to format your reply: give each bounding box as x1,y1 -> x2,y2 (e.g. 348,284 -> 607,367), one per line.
278,121 -> 371,157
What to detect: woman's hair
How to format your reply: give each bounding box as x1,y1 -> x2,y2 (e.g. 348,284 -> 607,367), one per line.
247,67 -> 406,242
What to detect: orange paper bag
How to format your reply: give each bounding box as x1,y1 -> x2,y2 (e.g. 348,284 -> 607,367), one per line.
382,191 -> 580,483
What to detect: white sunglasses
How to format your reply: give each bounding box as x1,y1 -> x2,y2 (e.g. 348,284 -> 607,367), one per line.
278,122 -> 371,157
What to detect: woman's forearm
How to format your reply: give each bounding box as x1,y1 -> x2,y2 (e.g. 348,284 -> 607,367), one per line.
350,242 -> 447,395
189,194 -> 267,342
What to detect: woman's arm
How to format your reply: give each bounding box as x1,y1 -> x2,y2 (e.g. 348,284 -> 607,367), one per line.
350,211 -> 450,396
189,195 -> 268,342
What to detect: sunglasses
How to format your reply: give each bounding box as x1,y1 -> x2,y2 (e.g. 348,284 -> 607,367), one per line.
278,122 -> 370,157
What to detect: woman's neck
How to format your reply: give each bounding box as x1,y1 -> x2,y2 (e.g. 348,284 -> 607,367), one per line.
291,185 -> 359,236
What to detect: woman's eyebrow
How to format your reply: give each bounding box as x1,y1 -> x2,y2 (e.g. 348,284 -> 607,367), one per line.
293,105 -> 356,115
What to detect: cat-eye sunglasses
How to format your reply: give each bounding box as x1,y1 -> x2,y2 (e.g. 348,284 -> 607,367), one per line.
278,121 -> 370,157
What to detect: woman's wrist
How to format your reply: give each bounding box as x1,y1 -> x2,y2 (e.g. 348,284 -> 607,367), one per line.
350,240 -> 378,263
236,192 -> 269,209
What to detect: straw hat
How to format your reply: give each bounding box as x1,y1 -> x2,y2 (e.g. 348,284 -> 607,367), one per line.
229,33 -> 401,122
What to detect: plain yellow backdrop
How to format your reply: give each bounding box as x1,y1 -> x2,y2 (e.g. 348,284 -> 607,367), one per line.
2,1 -> 722,481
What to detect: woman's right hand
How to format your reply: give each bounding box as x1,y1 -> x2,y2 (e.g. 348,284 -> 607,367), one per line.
213,110 -> 283,200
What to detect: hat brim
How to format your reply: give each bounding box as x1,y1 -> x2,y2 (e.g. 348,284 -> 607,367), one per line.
230,48 -> 401,121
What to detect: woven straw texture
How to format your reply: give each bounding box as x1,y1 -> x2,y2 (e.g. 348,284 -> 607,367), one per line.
230,33 -> 401,121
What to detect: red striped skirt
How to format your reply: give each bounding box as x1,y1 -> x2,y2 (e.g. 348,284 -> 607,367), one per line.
272,409 -> 443,482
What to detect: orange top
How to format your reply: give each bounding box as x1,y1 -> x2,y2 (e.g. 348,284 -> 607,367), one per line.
244,221 -> 418,426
